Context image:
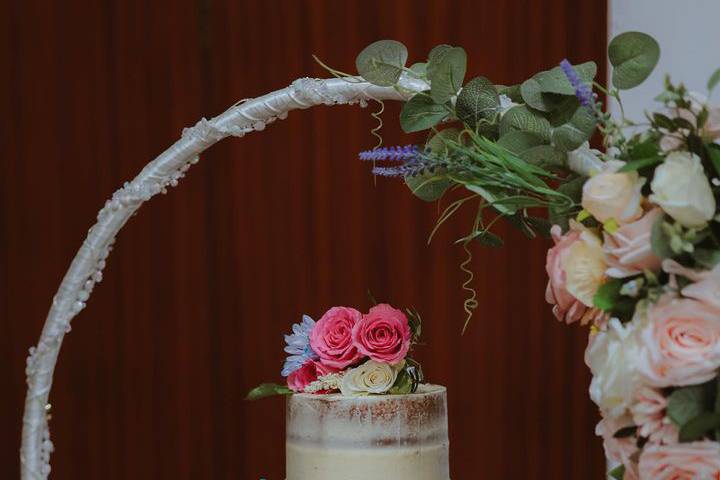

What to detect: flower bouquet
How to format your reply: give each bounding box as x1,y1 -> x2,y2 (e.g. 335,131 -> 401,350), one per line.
248,303 -> 423,399
341,32 -> 720,478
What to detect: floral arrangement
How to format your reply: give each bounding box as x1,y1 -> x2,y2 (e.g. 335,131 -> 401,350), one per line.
341,32 -> 720,479
247,303 -> 423,399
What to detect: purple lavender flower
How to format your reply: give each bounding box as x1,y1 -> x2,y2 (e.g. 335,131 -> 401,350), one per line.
560,59 -> 595,109
359,145 -> 419,162
281,315 -> 318,377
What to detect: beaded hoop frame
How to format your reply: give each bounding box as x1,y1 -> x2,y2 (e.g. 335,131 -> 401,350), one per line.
19,75 -> 429,479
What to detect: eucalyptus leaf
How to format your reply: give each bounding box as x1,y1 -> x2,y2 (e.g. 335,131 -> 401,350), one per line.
709,68 -> 720,92
499,105 -> 552,142
679,412 -> 720,442
608,31 -> 660,89
608,465 -> 625,480
406,172 -> 451,202
456,76 -> 500,128
532,61 -> 597,95
497,131 -> 545,156
552,106 -> 597,152
410,62 -> 427,76
618,156 -> 662,173
355,40 -> 408,87
400,93 -> 447,133
246,383 -> 293,401
650,214 -> 674,259
427,46 -> 467,103
520,79 -> 567,112
521,145 -> 566,168
668,386 -> 707,427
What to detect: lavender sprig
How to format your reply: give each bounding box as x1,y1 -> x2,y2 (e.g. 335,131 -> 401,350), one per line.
560,59 -> 595,110
359,145 -> 419,162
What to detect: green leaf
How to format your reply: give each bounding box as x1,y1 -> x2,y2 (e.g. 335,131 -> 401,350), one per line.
389,368 -> 414,394
618,157 -> 663,172
474,230 -> 504,248
533,62 -> 598,95
406,172 -> 451,202
609,31 -> 661,89
496,131 -> 545,156
608,464 -> 625,480
668,386 -> 707,427
410,62 -> 427,76
405,307 -> 423,342
246,383 -> 293,401
549,176 -> 584,231
593,278 -> 637,318
521,145 -> 566,168
496,84 -> 522,103
520,79 -> 567,112
650,214 -> 674,259
694,248 -> 720,269
456,76 -> 500,127
355,40 -> 408,87
653,113 -> 677,131
400,93 -> 447,133
427,46 -> 467,103
552,105 -> 597,152
499,105 -> 552,142
679,412 -> 720,442
708,68 -> 720,92
706,143 -> 720,177
627,138 -> 660,160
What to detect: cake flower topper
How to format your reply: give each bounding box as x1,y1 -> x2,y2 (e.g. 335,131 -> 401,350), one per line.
247,302 -> 423,400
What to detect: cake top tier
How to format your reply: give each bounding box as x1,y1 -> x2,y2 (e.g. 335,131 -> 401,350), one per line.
286,384 -> 448,449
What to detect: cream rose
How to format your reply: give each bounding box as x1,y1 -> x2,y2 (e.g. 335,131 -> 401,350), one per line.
638,441 -> 720,479
603,208 -> 664,278
582,160 -> 645,224
340,360 -> 402,396
564,227 -> 606,307
567,142 -> 605,176
650,152 -> 716,228
585,318 -> 643,417
637,297 -> 720,387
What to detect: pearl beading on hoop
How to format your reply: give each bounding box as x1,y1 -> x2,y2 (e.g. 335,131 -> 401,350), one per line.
19,75 -> 428,480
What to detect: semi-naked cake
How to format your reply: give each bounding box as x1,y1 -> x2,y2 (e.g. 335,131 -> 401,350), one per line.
286,384 -> 449,480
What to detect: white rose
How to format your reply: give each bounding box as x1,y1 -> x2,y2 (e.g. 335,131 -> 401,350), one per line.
585,318 -> 644,418
564,227 -> 606,307
340,360 -> 402,396
567,142 -> 605,177
650,152 -> 716,228
582,160 -> 645,224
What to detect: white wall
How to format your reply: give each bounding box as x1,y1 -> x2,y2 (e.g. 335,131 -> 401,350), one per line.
609,0 -> 720,119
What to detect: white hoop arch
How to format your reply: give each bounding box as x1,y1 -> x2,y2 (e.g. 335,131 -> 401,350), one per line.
20,75 -> 429,479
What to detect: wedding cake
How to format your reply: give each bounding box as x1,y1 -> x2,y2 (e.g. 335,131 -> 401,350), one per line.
286,384 -> 449,480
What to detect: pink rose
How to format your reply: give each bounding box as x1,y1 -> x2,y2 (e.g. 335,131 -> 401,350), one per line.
287,360 -> 337,393
680,264 -> 720,311
310,307 -> 364,369
545,225 -> 604,324
638,297 -> 720,387
352,304 -> 411,364
638,441 -> 720,479
604,208 -> 664,278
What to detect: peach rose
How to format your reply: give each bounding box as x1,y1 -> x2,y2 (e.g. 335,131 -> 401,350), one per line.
287,360 -> 338,393
638,441 -> 720,479
596,413 -> 637,466
582,161 -> 645,225
604,208 -> 664,278
680,264 -> 720,311
638,297 -> 720,387
352,304 -> 411,365
545,224 -> 605,324
630,387 -> 678,445
310,307 -> 364,369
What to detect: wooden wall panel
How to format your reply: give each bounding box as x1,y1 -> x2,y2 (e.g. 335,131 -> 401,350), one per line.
0,0 -> 608,478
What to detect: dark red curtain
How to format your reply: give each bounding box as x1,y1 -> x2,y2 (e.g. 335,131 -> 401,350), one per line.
0,0 -> 608,478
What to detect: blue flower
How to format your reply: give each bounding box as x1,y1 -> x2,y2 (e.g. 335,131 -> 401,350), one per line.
560,59 -> 595,110
281,315 -> 319,377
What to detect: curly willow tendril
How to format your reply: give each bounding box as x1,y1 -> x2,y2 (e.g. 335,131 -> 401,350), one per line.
460,241 -> 478,334
370,99 -> 385,149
